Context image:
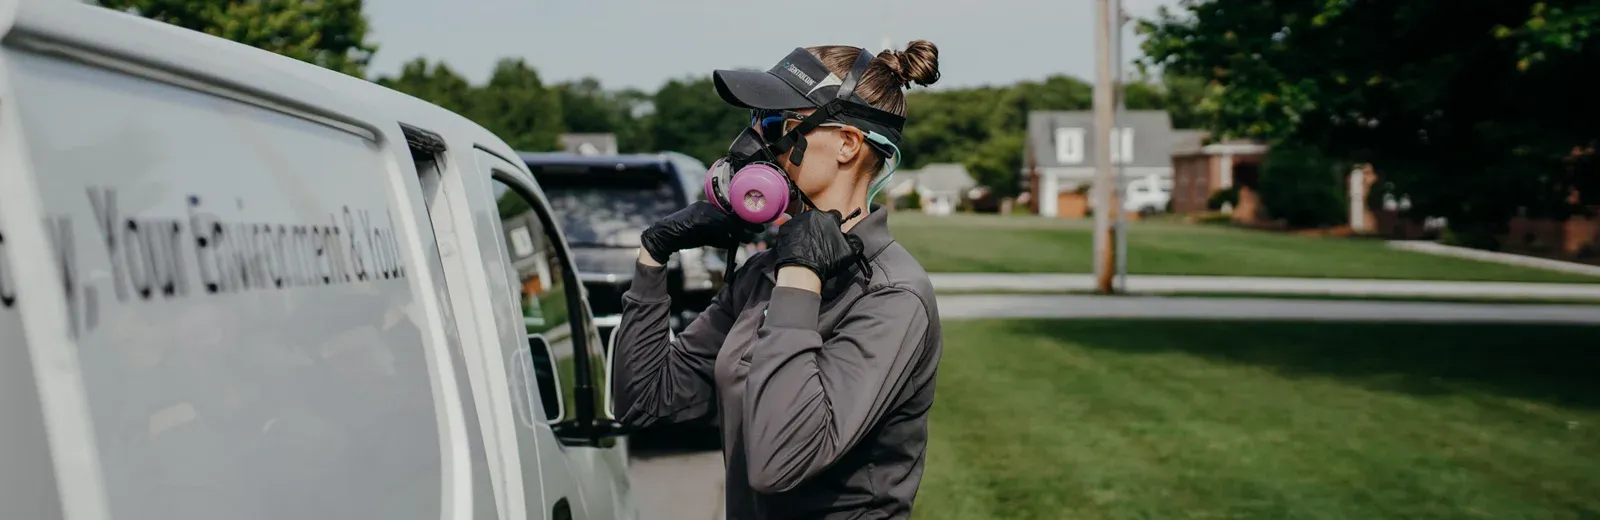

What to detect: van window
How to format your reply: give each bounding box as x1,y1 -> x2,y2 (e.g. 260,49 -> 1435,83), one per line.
491,178 -> 578,422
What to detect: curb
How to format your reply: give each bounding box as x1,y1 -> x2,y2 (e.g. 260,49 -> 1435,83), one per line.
1388,240 -> 1600,277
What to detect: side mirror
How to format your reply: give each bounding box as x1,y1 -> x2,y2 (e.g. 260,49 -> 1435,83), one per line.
514,334 -> 564,426
603,323 -> 619,419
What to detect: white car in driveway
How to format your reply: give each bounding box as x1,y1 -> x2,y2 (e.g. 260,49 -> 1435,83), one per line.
1086,175 -> 1172,216
1126,175 -> 1173,215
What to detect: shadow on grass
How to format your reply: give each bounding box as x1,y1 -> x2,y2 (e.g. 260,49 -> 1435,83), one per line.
1007,320 -> 1600,410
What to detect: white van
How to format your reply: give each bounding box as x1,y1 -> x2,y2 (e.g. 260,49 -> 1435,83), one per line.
0,1 -> 634,519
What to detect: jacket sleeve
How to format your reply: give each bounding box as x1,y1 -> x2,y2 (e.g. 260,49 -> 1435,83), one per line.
742,285 -> 932,493
611,259 -> 739,429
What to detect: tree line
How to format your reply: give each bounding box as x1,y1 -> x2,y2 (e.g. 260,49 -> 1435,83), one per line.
95,0 -> 1204,202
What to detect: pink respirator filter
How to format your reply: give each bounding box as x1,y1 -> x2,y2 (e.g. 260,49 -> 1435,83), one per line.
704,159 -> 790,224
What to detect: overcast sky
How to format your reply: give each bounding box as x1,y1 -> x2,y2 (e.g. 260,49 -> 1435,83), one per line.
364,0 -> 1184,90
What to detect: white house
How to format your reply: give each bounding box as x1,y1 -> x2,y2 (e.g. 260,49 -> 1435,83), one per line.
886,163 -> 977,216
1023,110 -> 1192,217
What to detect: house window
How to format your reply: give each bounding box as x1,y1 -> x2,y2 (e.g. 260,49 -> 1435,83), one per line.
1059,127 -> 1134,164
1055,128 -> 1084,164
1110,128 -> 1135,164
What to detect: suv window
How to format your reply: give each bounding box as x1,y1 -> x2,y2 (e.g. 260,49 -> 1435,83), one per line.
539,169 -> 682,248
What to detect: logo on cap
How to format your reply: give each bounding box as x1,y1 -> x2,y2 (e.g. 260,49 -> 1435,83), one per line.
782,61 -> 817,88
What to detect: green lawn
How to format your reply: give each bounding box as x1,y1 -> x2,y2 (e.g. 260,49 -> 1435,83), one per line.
889,213 -> 1600,283
917,319 -> 1600,520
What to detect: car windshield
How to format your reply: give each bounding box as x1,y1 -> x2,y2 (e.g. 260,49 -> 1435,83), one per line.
537,168 -> 684,248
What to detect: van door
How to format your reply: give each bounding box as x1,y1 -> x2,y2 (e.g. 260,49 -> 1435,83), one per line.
474,150 -> 610,520
0,41 -> 450,520
467,149 -> 630,518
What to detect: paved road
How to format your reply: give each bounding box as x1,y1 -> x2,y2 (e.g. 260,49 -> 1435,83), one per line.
930,273 -> 1600,299
627,292 -> 1600,519
628,449 -> 725,520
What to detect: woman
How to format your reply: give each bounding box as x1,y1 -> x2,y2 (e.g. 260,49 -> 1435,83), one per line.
611,41 -> 943,520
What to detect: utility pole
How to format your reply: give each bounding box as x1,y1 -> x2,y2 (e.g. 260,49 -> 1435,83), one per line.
1092,0 -> 1117,294
1112,0 -> 1129,293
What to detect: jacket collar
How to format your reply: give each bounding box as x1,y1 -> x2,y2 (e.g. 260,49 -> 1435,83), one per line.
760,204 -> 895,293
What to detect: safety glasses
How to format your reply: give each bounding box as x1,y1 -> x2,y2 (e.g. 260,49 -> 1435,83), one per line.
751,109 -> 850,143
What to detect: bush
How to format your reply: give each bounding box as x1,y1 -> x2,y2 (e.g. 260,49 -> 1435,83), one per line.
1258,144 -> 1349,228
904,189 -> 922,210
1206,187 -> 1239,211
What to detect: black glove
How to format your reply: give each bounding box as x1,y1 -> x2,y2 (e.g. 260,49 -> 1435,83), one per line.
640,201 -> 763,264
773,209 -> 868,281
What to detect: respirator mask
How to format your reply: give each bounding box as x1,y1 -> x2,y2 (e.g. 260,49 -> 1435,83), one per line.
702,48 -> 905,226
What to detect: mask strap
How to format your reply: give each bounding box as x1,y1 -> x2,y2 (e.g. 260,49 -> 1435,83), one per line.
865,132 -> 901,203
837,47 -> 874,102
772,47 -> 874,166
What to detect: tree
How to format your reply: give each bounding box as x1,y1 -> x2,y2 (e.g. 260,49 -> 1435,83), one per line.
553,78 -> 651,152
1258,143 -> 1348,228
648,76 -> 748,164
1140,0 -> 1598,247
99,0 -> 376,76
472,58 -> 566,152
375,58 -> 474,114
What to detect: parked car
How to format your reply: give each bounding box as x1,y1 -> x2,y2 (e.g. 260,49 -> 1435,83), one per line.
521,152 -> 728,343
1127,175 -> 1174,215
1087,174 -> 1174,216
1,2 -> 633,518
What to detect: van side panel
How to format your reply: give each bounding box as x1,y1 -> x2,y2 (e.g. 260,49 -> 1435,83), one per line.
7,49 -> 444,520
0,231 -> 63,520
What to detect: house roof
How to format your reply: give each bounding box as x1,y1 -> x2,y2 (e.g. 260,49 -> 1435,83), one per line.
898,163 -> 977,194
1169,130 -> 1210,155
1026,110 -> 1188,169
559,133 -> 619,156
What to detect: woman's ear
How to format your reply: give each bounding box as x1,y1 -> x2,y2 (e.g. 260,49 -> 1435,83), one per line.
836,128 -> 865,166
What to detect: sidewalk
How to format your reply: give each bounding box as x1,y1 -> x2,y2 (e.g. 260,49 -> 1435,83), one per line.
929,273 -> 1600,299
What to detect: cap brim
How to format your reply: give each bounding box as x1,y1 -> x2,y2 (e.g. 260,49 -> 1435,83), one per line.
713,69 -> 818,110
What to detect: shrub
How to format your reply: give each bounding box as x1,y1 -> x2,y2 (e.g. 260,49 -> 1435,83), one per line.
1206,187 -> 1239,211
904,189 -> 922,210
1259,143 -> 1349,228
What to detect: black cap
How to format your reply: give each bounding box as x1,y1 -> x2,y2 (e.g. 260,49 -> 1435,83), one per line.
713,48 -> 857,110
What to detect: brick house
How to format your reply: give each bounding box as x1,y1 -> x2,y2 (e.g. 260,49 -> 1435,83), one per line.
1169,135 -> 1268,215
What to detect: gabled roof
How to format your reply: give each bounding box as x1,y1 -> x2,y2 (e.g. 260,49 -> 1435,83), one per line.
897,163 -> 977,193
1026,110 -> 1187,169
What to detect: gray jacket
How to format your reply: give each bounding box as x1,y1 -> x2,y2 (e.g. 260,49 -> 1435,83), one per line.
612,207 -> 943,519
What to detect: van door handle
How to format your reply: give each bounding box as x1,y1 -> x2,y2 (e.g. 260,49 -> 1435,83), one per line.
553,498 -> 572,520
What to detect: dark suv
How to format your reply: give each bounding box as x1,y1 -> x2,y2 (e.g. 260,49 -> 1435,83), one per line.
520,151 -> 727,341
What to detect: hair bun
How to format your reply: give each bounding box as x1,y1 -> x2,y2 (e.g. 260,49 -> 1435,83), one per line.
884,40 -> 940,88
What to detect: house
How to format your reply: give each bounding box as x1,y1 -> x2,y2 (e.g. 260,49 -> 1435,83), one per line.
886,163 -> 977,215
559,133 -> 618,156
1169,134 -> 1269,215
1023,110 -> 1190,217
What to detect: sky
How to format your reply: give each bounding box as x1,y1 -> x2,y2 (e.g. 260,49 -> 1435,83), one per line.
364,0 -> 1185,91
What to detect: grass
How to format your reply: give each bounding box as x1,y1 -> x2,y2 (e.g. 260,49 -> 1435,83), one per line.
888,213 -> 1600,283
915,319 -> 1600,520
